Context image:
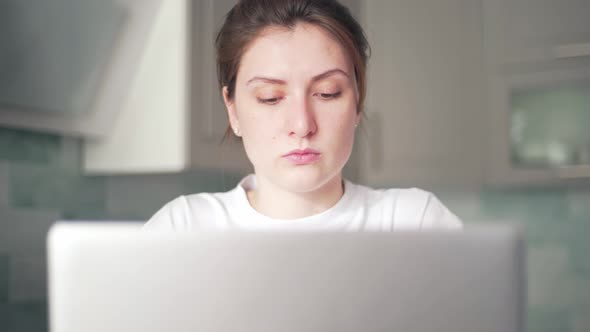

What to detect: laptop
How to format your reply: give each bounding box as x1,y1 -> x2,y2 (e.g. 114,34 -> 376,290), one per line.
47,222 -> 526,332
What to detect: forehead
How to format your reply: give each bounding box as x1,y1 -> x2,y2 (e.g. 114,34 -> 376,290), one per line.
236,23 -> 352,82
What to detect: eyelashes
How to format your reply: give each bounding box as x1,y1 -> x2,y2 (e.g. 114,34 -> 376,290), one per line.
257,97 -> 282,105
317,91 -> 341,100
256,91 -> 342,105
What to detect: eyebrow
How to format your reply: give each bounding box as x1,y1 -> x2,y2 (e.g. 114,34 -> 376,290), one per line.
246,68 -> 350,86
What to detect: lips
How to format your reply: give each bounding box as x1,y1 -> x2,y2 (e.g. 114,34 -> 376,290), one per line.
283,148 -> 321,165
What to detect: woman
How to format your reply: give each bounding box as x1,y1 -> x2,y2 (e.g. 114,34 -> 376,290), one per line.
145,0 -> 462,231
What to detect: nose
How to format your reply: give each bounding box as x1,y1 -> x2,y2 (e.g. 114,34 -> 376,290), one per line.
287,96 -> 317,138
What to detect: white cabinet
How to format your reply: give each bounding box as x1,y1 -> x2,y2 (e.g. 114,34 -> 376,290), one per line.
483,0 -> 590,186
357,0 -> 486,188
482,0 -> 590,66
358,0 -> 590,189
84,0 -> 251,174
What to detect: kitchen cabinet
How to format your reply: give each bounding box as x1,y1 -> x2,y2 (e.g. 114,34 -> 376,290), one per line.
84,0 -> 251,174
482,0 -> 590,67
357,0 -> 486,188
483,0 -> 590,186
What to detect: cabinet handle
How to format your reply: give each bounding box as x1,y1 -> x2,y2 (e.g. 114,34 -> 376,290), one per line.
553,43 -> 590,59
368,112 -> 383,172
197,0 -> 218,142
555,165 -> 590,178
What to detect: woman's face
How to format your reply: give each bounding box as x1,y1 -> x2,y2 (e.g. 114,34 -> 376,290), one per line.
224,23 -> 360,193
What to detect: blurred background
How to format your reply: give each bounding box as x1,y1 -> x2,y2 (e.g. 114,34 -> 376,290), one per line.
1,0 -> 589,331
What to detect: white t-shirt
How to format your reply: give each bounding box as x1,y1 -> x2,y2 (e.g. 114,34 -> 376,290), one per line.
144,174 -> 462,231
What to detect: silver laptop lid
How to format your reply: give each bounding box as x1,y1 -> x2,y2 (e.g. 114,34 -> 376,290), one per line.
47,223 -> 525,332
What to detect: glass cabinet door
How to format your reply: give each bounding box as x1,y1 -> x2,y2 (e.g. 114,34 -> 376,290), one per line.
510,81 -> 590,168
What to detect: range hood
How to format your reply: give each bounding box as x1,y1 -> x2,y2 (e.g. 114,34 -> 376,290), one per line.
0,0 -> 163,137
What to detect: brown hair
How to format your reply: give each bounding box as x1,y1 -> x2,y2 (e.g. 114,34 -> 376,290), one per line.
215,0 -> 370,139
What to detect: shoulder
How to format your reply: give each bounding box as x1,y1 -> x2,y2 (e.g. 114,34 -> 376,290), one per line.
392,187 -> 462,229
143,175 -> 255,231
348,182 -> 424,209
143,191 -> 234,231
350,183 -> 462,230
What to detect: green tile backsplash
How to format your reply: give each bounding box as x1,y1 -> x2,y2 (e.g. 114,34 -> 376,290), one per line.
528,308 -> 571,332
0,255 -> 9,303
10,162 -> 106,218
7,301 -> 48,332
0,127 -> 61,164
0,126 -> 589,332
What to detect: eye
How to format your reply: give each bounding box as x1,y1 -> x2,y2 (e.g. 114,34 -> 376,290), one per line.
257,97 -> 282,105
316,91 -> 342,100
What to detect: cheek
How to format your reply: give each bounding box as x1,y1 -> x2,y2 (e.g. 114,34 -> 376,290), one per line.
241,113 -> 277,140
235,98 -> 271,135
236,107 -> 280,163
319,117 -> 356,162
320,103 -> 357,138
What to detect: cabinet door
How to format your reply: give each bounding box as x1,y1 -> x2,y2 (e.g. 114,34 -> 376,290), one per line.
188,0 -> 251,173
84,0 -> 190,174
483,0 -> 590,66
358,0 -> 485,188
483,0 -> 590,186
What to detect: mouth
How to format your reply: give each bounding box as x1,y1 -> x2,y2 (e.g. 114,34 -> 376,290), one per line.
282,148 -> 321,165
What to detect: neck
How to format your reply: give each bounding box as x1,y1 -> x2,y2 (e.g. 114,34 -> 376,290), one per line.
246,174 -> 344,220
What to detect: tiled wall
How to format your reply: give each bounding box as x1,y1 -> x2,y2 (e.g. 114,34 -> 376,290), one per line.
0,126 -> 589,331
443,189 -> 590,332
0,127 -> 243,331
